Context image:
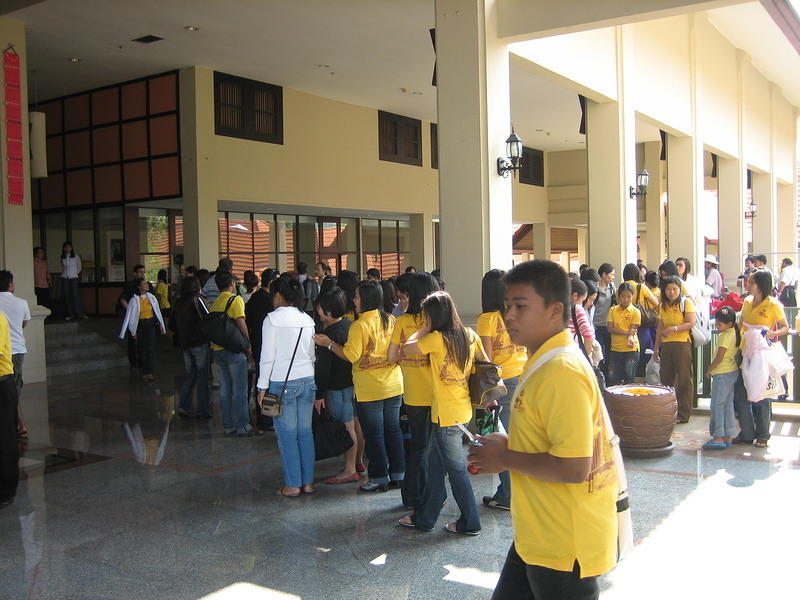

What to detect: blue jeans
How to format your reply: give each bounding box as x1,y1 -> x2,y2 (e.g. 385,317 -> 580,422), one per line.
401,404 -> 432,508
492,375 -> 518,507
414,424 -> 481,533
326,387 -> 355,423
607,350 -> 638,386
180,345 -> 210,416
734,372 -> 772,441
356,395 -> 405,484
214,350 -> 251,433
709,370 -> 738,438
594,326 -> 611,374
62,277 -> 84,318
270,376 -> 316,488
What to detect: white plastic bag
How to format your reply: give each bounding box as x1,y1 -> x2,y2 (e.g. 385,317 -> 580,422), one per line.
765,340 -> 793,379
742,328 -> 770,402
645,356 -> 661,385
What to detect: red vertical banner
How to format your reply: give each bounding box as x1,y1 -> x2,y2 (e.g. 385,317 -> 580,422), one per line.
4,49 -> 24,206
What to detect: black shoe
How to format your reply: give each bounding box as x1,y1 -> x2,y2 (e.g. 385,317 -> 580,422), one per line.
731,435 -> 755,445
482,496 -> 510,511
359,481 -> 389,493
388,480 -> 402,490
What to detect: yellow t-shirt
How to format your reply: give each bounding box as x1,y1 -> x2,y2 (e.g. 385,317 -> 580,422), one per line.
210,291 -> 246,352
343,311 -> 356,322
416,328 -> 484,427
476,311 -> 527,379
658,297 -> 695,343
139,295 -> 154,320
342,309 -> 403,402
710,327 -> 739,376
390,312 -> 433,407
509,330 -> 618,578
0,312 -> 13,376
741,296 -> 786,350
155,281 -> 171,309
607,304 -> 641,352
626,281 -> 658,309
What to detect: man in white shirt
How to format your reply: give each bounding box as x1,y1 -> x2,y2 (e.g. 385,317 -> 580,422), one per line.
0,271 -> 31,438
704,255 -> 724,297
778,258 -> 799,307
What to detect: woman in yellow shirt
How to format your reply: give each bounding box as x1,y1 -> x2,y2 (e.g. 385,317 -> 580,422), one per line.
315,279 -> 404,493
606,283 -> 641,385
654,275 -> 696,423
398,291 -> 488,535
155,269 -> 171,318
476,269 -> 527,510
703,306 -> 740,449
623,263 -> 658,369
387,272 -> 440,508
734,269 -> 789,447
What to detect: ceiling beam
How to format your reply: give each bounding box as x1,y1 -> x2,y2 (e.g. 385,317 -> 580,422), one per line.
1,0 -> 47,17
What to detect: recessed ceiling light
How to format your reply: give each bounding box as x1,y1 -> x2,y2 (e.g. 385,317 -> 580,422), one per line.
132,34 -> 164,44
184,25 -> 199,31
68,57 -> 81,63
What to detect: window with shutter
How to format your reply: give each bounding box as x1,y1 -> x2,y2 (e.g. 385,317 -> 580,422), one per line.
378,111 -> 422,166
214,72 -> 283,144
430,123 -> 438,169
519,146 -> 544,186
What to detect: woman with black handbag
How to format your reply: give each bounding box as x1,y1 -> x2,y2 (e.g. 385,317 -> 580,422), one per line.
257,277 -> 316,497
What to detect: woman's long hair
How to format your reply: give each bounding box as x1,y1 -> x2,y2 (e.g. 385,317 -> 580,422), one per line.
356,280 -> 390,330
380,279 -> 398,314
406,272 -> 440,315
422,291 -> 471,372
179,275 -> 200,300
61,240 -> 75,259
481,269 -> 506,315
676,257 -> 692,280
750,269 -> 773,304
622,263 -> 641,284
337,270 -> 359,315
659,275 -> 683,307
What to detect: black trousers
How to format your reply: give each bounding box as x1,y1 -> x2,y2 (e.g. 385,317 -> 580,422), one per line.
492,544 -> 599,600
0,376 -> 20,502
400,404 -> 431,509
126,331 -> 139,368
136,318 -> 158,376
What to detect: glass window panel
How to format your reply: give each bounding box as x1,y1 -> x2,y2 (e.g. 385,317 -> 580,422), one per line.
45,212 -> 67,273
97,207 -> 125,282
277,253 -> 295,273
228,254 -> 254,280
321,220 -> 338,251
381,253 -> 400,278
141,254 -> 170,283
254,254 -> 276,274
298,253 -> 317,274
319,254 -> 339,275
297,216 -> 318,254
339,218 -> 358,252
364,253 -> 381,274
71,209 -> 95,282
381,220 -> 398,252
398,220 -> 410,252
138,208 -> 168,254
276,215 -> 295,255
227,212 -> 253,255
362,219 -> 380,252
398,253 -> 409,274
341,253 -> 357,274
218,212 -> 228,254
253,214 -> 275,253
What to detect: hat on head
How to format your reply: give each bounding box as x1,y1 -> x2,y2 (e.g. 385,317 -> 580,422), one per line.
704,254 -> 719,265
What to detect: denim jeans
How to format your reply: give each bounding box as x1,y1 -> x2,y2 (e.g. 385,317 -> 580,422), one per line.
326,387 -> 355,423
414,424 -> 481,533
491,375 -> 518,507
180,344 -> 210,417
62,277 -> 84,318
136,318 -> 158,376
492,544 -> 599,600
401,404 -> 431,508
270,376 -> 316,488
709,370 -> 738,438
594,326 -> 611,375
734,371 -> 772,441
607,350 -> 639,386
356,395 -> 405,484
214,350 -> 251,433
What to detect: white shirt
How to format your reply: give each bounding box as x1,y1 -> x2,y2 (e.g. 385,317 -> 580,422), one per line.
705,268 -> 724,297
779,265 -> 799,288
61,254 -> 82,279
257,306 -> 315,389
0,292 -> 30,354
119,292 -> 166,338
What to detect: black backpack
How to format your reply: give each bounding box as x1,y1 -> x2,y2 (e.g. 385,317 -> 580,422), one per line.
199,296 -> 249,353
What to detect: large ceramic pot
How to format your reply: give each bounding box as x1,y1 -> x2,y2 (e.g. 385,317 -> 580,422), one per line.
603,384 -> 677,457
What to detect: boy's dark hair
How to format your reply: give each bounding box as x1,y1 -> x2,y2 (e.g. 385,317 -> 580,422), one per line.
275,276 -> 306,310
317,287 -> 347,319
261,268 -> 278,287
133,264 -> 145,272
215,271 -> 234,292
297,262 -> 309,275
598,263 -> 615,277
197,269 -> 210,286
481,269 -> 506,314
407,272 -> 440,315
243,270 -> 259,291
404,266 -> 417,273
622,263 -> 641,283
0,270 -> 12,292
783,258 -> 793,266
366,268 -> 381,279
217,257 -> 233,273
185,265 -> 197,276
754,254 -> 768,265
503,260 -> 569,326
356,280 -> 389,329
319,275 -> 338,296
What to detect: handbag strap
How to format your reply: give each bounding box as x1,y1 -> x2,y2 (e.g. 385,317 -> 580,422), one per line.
277,327 -> 305,400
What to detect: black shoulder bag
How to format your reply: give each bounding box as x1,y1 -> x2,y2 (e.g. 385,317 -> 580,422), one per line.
259,328 -> 304,418
199,296 -> 249,353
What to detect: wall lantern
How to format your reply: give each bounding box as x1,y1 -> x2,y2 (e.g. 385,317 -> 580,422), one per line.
497,128 -> 523,177
744,197 -> 757,221
629,169 -> 649,199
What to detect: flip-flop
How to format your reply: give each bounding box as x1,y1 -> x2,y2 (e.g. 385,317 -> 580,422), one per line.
444,522 -> 480,536
397,516 -> 432,532
17,429 -> 28,439
277,487 -> 301,498
355,463 -> 366,473
302,487 -> 316,495
326,473 -> 361,484
755,439 -> 768,448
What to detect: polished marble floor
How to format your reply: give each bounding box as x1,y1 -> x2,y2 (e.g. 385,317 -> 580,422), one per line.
2,336 -> 800,599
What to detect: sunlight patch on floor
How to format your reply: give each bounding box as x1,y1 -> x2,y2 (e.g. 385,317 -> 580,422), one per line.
442,564 -> 500,590
197,582 -> 301,599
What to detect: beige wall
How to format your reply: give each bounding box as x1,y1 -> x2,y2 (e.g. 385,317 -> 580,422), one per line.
772,90 -> 795,184
742,60 -> 771,172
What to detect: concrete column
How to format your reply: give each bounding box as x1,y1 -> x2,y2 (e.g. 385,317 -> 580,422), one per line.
532,222 -> 550,260
179,67 -> 219,270
436,0 -> 513,318
643,141 -> 666,268
777,183 -> 796,258
751,172 -> 777,262
666,134 -> 703,266
408,213 -> 435,272
717,157 -> 746,287
0,17 -> 48,383
577,227 -> 588,265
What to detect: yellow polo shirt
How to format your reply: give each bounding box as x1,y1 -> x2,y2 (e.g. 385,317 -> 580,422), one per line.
210,291 -> 246,352
607,304 -> 641,352
416,328 -> 484,427
509,330 -> 618,578
658,298 -> 695,343
139,295 -> 154,319
710,327 -> 739,376
342,309 -> 403,402
155,281 -> 171,309
390,312 -> 433,407
476,311 -> 527,379
741,296 -> 786,350
0,312 -> 13,376
626,280 -> 658,308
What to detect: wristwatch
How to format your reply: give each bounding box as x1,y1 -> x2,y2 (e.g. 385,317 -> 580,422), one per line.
328,342 -> 334,351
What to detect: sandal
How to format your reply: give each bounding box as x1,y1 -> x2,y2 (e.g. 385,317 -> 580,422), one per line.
277,487 -> 301,498
702,440 -> 728,450
17,428 -> 28,439
444,521 -> 480,536
397,515 -> 432,532
355,463 -> 366,473
754,439 -> 768,448
326,473 -> 360,484
302,486 -> 316,495
731,435 -> 754,445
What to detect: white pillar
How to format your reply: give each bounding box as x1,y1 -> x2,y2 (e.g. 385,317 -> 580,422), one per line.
532,222 -> 550,260
666,133 -> 704,266
751,171 -> 777,264
777,183 -> 796,258
436,0 -> 513,318
643,141 -> 666,268
717,157 -> 746,287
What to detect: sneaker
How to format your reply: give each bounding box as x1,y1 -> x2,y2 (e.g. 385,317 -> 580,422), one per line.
482,496 -> 510,510
359,481 -> 388,493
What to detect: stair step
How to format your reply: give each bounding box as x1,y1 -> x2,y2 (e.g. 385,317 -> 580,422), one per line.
46,343 -> 126,363
46,331 -> 109,348
47,356 -> 131,378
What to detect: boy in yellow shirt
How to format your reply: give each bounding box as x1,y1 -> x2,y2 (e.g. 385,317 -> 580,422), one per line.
469,260 -> 618,599
0,311 -> 19,506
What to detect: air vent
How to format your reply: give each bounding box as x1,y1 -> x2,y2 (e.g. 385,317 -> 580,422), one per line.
132,35 -> 164,44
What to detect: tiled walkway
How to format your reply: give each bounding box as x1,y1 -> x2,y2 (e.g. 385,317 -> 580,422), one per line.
2,339 -> 799,599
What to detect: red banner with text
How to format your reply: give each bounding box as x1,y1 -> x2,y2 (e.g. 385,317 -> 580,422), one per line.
4,49 -> 24,205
